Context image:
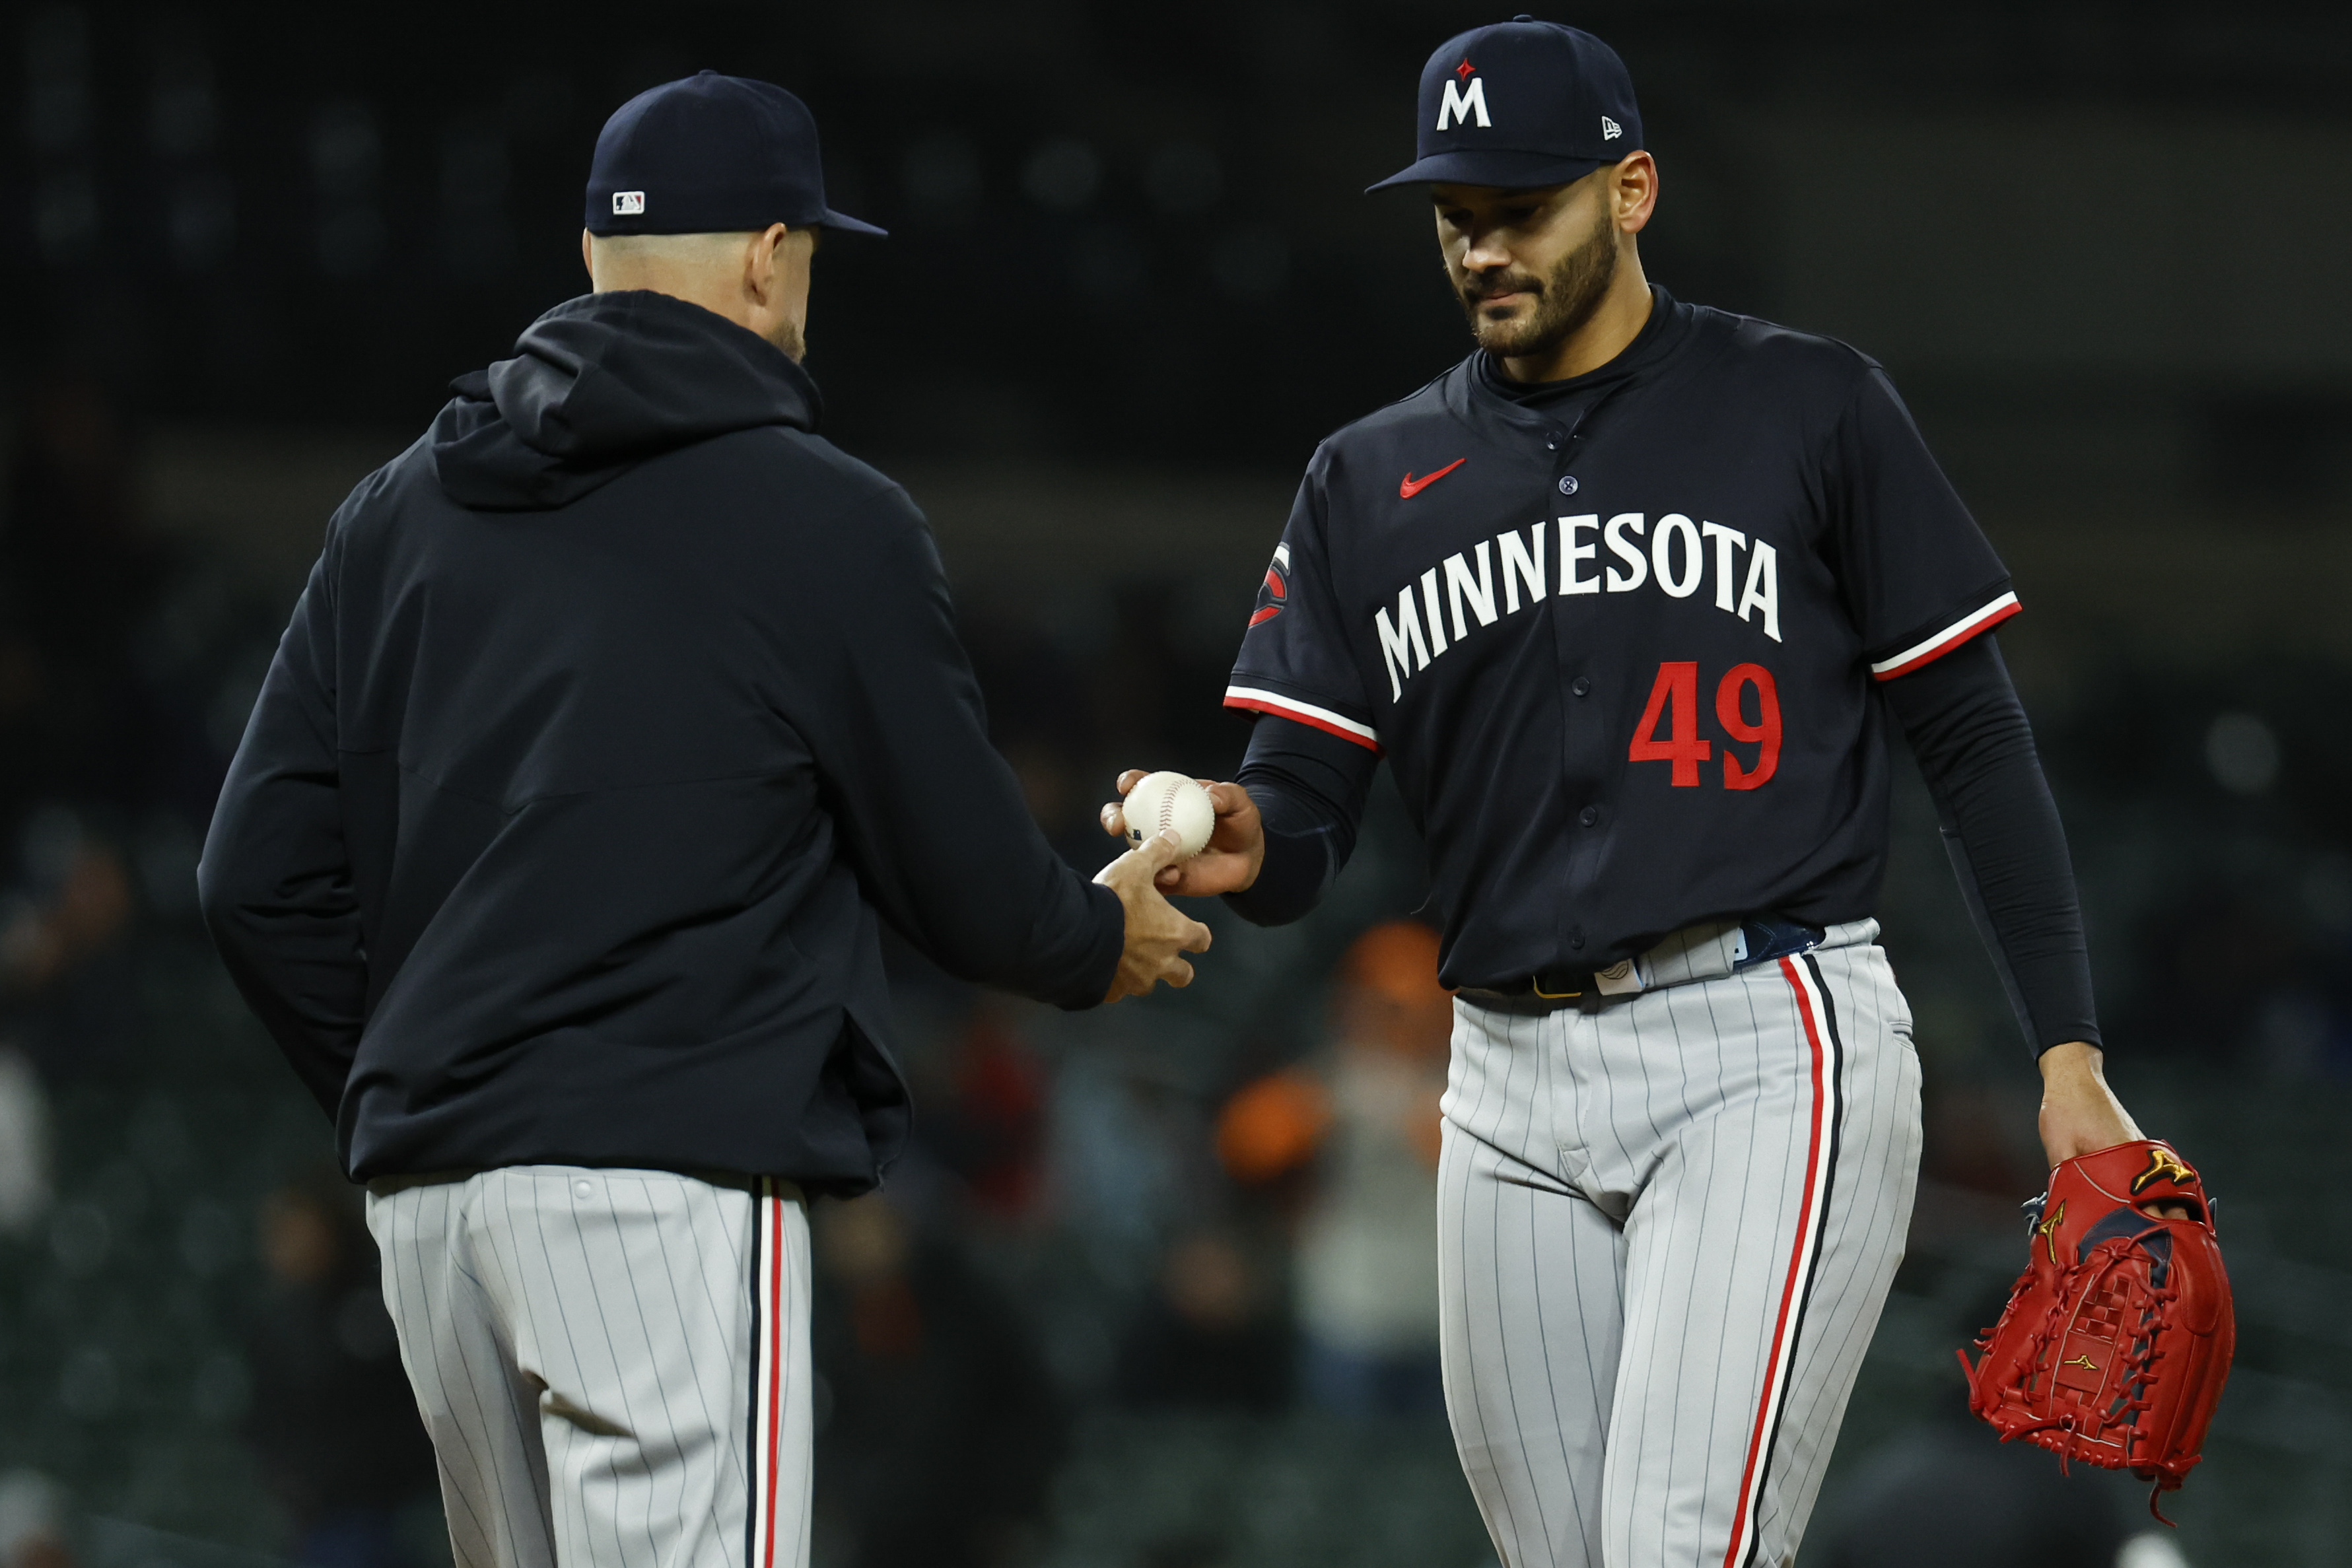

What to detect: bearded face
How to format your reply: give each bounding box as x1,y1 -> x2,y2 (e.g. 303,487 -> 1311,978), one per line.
1454,193 -> 1620,363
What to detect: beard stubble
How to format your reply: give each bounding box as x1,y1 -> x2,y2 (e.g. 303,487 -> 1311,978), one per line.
1458,202 -> 1620,364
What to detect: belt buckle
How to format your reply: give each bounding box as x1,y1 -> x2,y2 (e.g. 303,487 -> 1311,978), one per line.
1530,975 -> 1582,1000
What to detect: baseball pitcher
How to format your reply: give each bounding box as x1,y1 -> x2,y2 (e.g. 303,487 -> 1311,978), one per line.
1109,20 -> 2184,1567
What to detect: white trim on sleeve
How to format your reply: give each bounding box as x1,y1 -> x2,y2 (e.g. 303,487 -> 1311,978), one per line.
1222,685 -> 1382,751
1868,592 -> 2021,681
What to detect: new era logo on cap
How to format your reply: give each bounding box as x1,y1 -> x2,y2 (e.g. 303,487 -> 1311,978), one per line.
613,191 -> 646,215
1601,116 -> 1622,140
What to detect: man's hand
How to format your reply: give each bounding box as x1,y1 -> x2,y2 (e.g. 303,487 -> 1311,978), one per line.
1095,827 -> 1215,1002
1099,770 -> 1264,897
2038,1041 -> 2190,1219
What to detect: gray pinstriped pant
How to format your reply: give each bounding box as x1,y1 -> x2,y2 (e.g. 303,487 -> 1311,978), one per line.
1439,922 -> 1921,1568
364,1168 -> 812,1568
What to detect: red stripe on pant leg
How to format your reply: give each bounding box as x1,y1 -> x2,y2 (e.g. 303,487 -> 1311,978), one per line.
1718,958 -> 1831,1568
763,1187 -> 784,1568
743,1180 -> 765,1568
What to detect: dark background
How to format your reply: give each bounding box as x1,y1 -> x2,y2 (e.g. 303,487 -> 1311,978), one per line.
1,4 -> 2347,1567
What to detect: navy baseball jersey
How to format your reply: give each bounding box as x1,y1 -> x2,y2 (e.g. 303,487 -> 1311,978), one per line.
1225,288 -> 2019,989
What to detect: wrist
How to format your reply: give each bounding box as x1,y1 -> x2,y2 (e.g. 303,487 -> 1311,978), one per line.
2038,1039 -> 2104,1084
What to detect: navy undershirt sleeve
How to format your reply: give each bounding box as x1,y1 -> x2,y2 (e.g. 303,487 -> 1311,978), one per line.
1881,632 -> 2102,1055
1224,715 -> 1379,927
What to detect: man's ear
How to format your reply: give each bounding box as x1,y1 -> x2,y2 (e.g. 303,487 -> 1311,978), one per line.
1614,151 -> 1657,234
580,228 -> 595,285
744,222 -> 792,304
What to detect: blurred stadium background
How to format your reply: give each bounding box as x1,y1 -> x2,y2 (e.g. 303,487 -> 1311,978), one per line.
1,3 -> 2348,1567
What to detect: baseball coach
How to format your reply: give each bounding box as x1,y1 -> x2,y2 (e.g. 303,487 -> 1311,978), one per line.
198,71 -> 1208,1568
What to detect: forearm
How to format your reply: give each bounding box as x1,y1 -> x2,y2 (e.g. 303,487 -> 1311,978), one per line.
809,498 -> 1123,1007
1228,782 -> 1345,926
1883,635 -> 2098,1054
1224,715 -> 1375,927
824,695 -> 1123,1007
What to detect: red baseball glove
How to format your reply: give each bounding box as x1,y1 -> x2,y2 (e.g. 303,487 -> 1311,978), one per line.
1957,1139 -> 2234,1522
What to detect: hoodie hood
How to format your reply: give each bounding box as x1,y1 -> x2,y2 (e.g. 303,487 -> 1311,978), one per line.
432,290 -> 822,510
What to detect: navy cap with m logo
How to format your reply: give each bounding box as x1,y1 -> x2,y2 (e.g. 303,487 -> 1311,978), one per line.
1369,17 -> 1642,192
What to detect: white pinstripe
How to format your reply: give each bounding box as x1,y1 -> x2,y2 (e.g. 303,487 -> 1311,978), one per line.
364,1169 -> 812,1568
1437,924 -> 1921,1568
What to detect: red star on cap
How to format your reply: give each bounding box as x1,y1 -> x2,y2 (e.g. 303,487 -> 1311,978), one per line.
1455,57 -> 1474,79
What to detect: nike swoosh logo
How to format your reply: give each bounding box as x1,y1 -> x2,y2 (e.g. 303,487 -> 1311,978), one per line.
1399,458 -> 1467,498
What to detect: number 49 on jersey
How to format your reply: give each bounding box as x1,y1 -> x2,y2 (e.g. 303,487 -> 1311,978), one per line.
1629,661 -> 1780,790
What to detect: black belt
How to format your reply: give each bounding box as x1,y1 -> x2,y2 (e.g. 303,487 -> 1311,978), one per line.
1459,916 -> 1826,1016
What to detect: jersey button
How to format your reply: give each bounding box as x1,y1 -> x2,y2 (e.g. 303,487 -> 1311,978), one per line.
1579,805 -> 1599,827
1558,475 -> 1579,495
1569,930 -> 1585,950
1572,677 -> 1591,697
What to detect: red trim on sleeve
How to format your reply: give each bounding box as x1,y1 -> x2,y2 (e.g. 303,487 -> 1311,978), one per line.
1222,691 -> 1383,754
1870,596 -> 2021,682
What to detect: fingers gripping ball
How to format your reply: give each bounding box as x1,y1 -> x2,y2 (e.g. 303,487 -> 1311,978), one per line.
1958,1140 -> 2234,1524
1123,772 -> 1214,859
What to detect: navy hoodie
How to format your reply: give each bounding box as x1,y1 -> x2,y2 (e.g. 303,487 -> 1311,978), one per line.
199,290 -> 1124,1190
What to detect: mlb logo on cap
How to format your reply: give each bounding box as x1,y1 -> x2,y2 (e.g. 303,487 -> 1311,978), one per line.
584,69 -> 885,237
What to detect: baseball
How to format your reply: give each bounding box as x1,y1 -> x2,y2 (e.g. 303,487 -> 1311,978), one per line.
1123,771 -> 1215,859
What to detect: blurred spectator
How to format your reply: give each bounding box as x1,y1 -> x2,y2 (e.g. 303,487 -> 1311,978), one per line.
1114,1226 -> 1292,1412
0,1045 -> 53,1237
0,809 -> 143,1085
1216,920 -> 1451,1417
812,1194 -> 1066,1568
920,1000 -> 1052,1223
0,811 -> 133,999
244,1173 -> 438,1568
0,1470 -> 72,1568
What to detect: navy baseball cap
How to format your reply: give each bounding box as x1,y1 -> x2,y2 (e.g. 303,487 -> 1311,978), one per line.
1368,17 -> 1642,192
584,71 -> 885,238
